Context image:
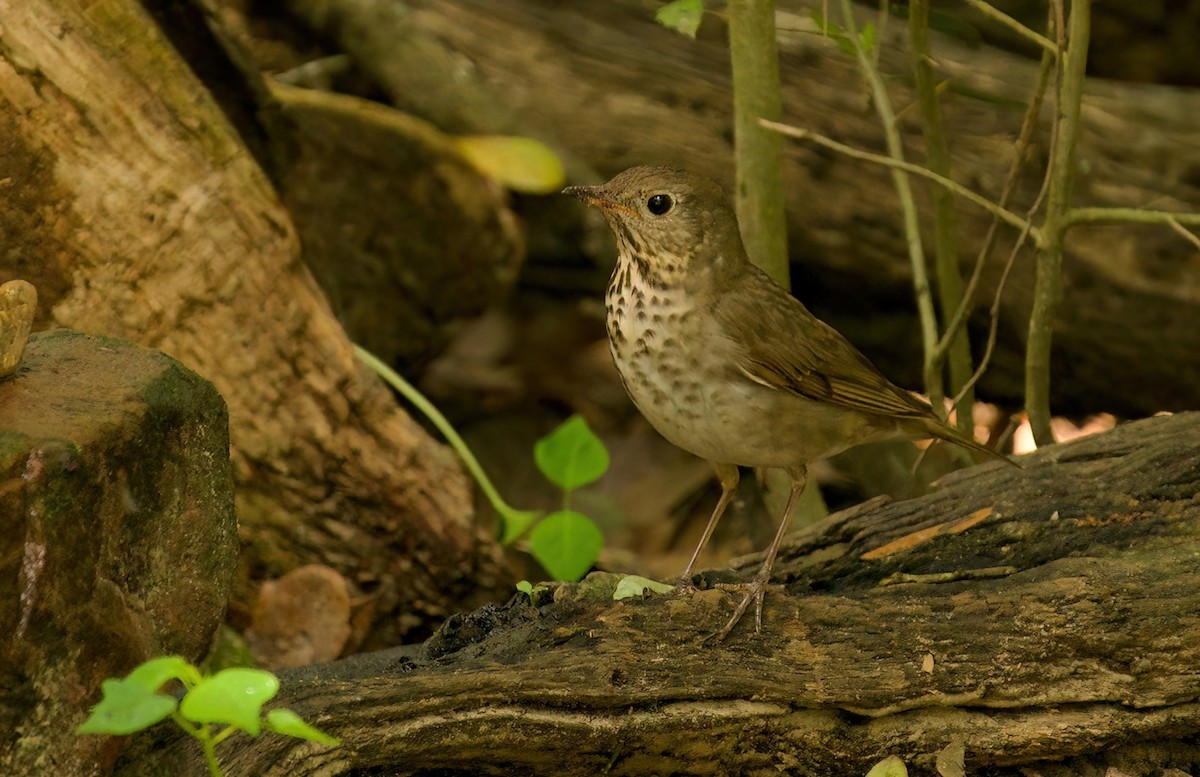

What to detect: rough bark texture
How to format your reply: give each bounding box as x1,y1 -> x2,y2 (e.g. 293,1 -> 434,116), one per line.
0,331 -> 237,777
357,0 -> 1198,418
0,0 -> 508,646
116,413 -> 1200,776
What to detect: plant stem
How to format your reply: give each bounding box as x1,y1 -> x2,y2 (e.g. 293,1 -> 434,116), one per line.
728,0 -> 789,287
909,0 -> 973,431
963,0 -> 1057,55
836,0 -> 941,406
931,43 -> 1055,395
201,734 -> 223,777
354,344 -> 539,536
1026,0 -> 1090,447
760,119 -> 1038,238
1065,207 -> 1200,228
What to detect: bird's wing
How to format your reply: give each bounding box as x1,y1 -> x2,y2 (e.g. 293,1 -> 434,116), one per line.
712,265 -> 935,421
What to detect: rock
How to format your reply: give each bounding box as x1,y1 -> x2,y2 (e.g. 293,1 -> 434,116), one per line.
0,280 -> 37,378
0,330 -> 237,776
246,563 -> 352,669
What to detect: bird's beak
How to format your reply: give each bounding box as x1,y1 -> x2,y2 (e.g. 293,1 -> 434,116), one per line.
562,184 -> 638,218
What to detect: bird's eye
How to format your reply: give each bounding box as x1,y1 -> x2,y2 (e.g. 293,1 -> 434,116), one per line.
646,193 -> 673,215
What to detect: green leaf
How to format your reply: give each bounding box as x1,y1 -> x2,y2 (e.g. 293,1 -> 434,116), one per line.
655,0 -> 704,38
866,756 -> 909,777
124,656 -> 202,692
534,415 -> 609,492
264,708 -> 340,746
613,575 -> 673,600
76,678 -> 177,735
179,668 -> 279,736
516,579 -> 548,603
810,10 -> 856,55
529,510 -> 604,582
859,22 -> 876,56
455,135 -> 565,194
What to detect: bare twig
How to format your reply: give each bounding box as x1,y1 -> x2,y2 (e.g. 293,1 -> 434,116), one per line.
834,0 -> 943,405
1065,207 -> 1200,229
963,0 -> 1058,56
760,120 -> 1038,239
910,0 -> 973,432
934,29 -> 1057,417
1167,217 -> 1200,251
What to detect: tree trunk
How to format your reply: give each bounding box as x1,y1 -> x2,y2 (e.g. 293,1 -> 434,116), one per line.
311,0 -> 1200,418
116,413 -> 1200,776
0,0 -> 508,646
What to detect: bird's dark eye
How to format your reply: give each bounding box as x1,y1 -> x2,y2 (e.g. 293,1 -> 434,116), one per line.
646,193 -> 673,215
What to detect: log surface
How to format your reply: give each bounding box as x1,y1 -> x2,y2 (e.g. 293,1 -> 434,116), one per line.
118,413 -> 1200,776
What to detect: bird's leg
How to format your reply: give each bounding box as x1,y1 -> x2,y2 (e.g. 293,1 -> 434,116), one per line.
675,462 -> 739,591
709,465 -> 807,641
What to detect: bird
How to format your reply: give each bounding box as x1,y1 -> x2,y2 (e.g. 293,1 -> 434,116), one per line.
564,166 -> 1012,640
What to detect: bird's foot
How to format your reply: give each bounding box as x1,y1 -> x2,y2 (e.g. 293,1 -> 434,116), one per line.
707,574 -> 783,642
672,573 -> 700,595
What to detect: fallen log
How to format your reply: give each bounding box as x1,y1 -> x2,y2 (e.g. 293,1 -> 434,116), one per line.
117,412 -> 1200,776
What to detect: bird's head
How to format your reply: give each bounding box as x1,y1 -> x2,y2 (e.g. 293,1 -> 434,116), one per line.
563,166 -> 746,285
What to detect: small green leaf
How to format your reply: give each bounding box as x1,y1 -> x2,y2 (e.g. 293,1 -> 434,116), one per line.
76,679 -> 177,735
124,656 -> 202,692
534,415 -> 609,492
179,668 -> 279,736
455,135 -> 565,194
655,0 -> 704,38
866,756 -> 909,777
264,708 -> 340,746
613,575 -> 674,600
529,510 -> 604,582
859,22 -> 876,55
516,579 -> 548,603
810,10 -> 856,55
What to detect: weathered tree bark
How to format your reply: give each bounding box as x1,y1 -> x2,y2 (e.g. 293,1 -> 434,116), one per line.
297,0 -> 1200,418
0,0 -> 508,646
117,413 -> 1200,776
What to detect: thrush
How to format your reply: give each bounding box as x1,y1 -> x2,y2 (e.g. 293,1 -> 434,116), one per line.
564,166 -> 1010,640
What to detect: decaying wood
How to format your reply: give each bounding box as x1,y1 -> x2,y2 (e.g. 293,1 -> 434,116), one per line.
0,0 -> 509,645
294,0 -> 1200,418
118,413 -> 1200,776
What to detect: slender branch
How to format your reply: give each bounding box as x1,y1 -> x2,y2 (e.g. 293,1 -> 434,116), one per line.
728,0 -> 789,287
1025,0 -> 1089,447
1168,217 -> 1200,251
952,219 -> 1029,411
830,0 -> 940,407
910,0 -> 973,432
954,4 -> 1061,419
835,0 -> 943,404
932,31 -> 1057,411
760,119 -> 1039,240
963,0 -> 1058,55
1065,207 -> 1200,228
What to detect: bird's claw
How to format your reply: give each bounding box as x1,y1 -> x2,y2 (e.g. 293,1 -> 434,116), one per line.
706,577 -> 783,642
672,574 -> 700,595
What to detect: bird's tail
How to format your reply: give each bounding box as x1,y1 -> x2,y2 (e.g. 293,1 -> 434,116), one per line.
926,420 -> 1020,468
